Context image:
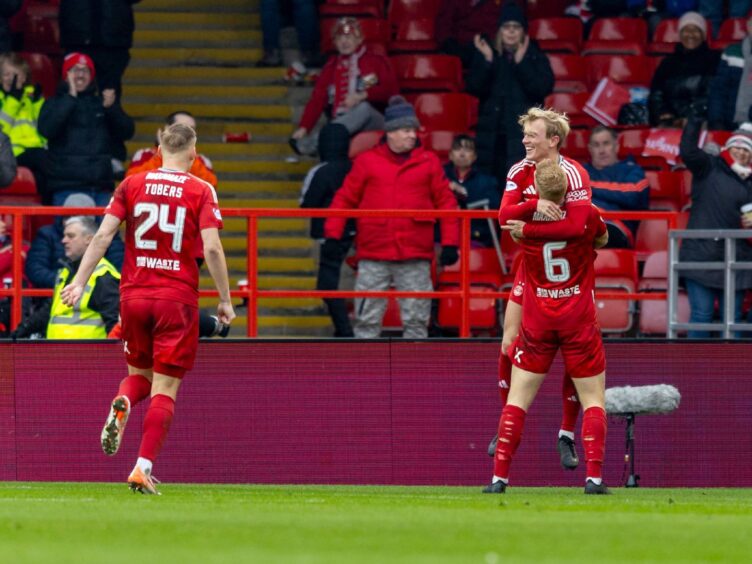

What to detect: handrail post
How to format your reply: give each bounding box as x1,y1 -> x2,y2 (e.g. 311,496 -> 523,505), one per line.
724,237 -> 735,339
11,211 -> 23,328
459,215 -> 471,338
247,215 -> 258,338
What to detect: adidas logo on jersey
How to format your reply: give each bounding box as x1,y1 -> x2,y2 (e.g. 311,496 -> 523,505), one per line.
523,185 -> 536,196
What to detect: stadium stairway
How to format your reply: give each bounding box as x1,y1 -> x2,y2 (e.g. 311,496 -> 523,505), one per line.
123,0 -> 333,337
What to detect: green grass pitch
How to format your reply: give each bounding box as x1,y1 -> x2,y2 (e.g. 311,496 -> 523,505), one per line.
1,483 -> 751,563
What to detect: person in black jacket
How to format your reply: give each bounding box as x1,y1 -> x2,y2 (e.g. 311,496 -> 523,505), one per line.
465,2 -> 554,182
300,123 -> 355,337
59,0 -> 140,99
649,12 -> 720,128
679,110 -> 752,338
38,52 -> 134,207
0,1 -> 22,53
24,192 -> 124,289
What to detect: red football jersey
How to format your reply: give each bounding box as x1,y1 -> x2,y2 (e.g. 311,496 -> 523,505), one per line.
518,205 -> 606,331
106,168 -> 223,306
500,155 -> 591,211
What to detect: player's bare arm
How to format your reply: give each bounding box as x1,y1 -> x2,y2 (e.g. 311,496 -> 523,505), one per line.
201,227 -> 235,325
594,230 -> 609,249
60,214 -> 121,307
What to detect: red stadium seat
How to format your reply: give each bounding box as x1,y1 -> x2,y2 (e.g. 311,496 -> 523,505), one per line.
348,130 -> 383,158
711,17 -> 747,51
390,54 -> 463,92
547,53 -> 587,92
638,250 -> 669,291
387,0 -> 442,35
561,127 -> 590,160
319,0 -> 383,19
413,92 -> 478,131
389,19 -> 437,53
436,284 -> 499,334
645,171 -> 688,212
18,52 -> 56,99
419,130 -> 460,161
648,18 -> 679,55
634,212 -> 688,260
585,54 -> 656,89
526,0 -> 570,19
583,17 -> 648,55
0,167 -> 40,207
320,18 -> 389,53
529,18 -> 583,54
438,248 -> 505,288
594,249 -> 639,333
638,293 -> 690,335
544,92 -> 597,128
617,128 -> 672,171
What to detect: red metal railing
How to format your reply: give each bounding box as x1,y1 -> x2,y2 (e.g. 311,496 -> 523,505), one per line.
0,206 -> 677,337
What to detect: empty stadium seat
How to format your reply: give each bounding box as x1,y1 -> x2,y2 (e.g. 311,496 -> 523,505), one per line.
319,0 -> 383,19
390,54 -> 463,92
387,0 -> 442,35
711,17 -> 747,51
413,92 -> 477,131
638,250 -> 669,291
634,212 -> 688,260
19,52 -> 56,98
419,130 -> 459,161
438,247 -> 505,288
583,17 -> 648,55
594,249 -> 639,333
547,53 -> 587,92
320,18 -> 390,53
638,294 -> 690,335
389,19 -> 437,53
561,127 -> 590,160
648,18 -> 679,55
617,128 -> 671,171
544,92 -> 596,128
348,130 -> 382,158
585,54 -> 656,89
526,0 -> 570,19
645,170 -> 688,212
529,18 -> 583,53
436,285 -> 499,334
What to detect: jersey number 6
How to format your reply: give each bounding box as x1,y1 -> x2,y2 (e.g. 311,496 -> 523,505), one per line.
134,202 -> 187,253
543,241 -> 570,283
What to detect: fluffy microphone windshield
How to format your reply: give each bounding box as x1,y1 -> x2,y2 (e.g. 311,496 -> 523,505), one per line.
605,385 -> 681,415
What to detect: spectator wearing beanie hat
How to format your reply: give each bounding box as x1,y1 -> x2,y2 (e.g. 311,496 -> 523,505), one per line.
679,109 -> 752,338
290,17 -> 399,156
648,11 -> 720,127
466,1 -> 553,181
38,51 -> 134,207
323,95 -> 460,339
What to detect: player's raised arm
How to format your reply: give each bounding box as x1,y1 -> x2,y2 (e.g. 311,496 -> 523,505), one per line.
201,227 -> 235,325
61,213 -> 121,306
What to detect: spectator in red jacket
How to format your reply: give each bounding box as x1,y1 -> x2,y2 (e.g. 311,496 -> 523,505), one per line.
436,0 -> 503,69
324,96 -> 460,339
290,17 -> 399,156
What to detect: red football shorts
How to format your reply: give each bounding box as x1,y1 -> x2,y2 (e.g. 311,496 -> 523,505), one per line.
121,298 -> 199,378
510,322 -> 606,379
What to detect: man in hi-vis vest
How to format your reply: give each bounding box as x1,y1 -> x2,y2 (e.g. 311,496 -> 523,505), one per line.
12,215 -> 120,339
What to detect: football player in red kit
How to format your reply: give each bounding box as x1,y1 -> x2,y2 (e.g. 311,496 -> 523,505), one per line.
484,159 -> 610,495
492,107 -> 592,469
61,123 -> 235,494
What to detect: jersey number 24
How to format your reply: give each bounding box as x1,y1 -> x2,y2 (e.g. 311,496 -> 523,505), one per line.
134,202 -> 187,253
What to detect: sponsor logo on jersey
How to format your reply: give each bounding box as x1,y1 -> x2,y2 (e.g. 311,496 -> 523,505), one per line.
535,284 -> 581,299
136,256 -> 182,271
513,284 -> 523,297
505,180 -> 518,192
213,208 -> 222,221
145,171 -> 188,184
565,189 -> 588,203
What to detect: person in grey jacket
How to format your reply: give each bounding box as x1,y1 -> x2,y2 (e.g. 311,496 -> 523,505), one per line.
679,110 -> 752,338
0,130 -> 16,187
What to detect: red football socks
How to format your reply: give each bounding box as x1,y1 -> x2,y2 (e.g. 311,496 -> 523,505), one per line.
117,374 -> 152,408
497,352 -> 512,405
560,375 -> 581,432
582,406 -> 607,479
493,404 -> 526,479
138,394 -> 176,463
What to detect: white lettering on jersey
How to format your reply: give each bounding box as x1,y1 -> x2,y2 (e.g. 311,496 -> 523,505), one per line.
136,256 -> 182,271
565,189 -> 588,203
144,171 -> 188,184
145,183 -> 184,198
535,284 -> 581,299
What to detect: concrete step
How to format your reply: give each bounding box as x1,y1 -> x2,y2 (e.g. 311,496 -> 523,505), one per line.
219,198 -> 298,208
123,84 -> 287,102
125,66 -> 283,85
133,29 -> 260,48
123,102 -> 289,120
126,141 -> 290,158
133,120 -> 291,138
217,180 -> 301,196
227,256 -> 315,272
134,12 -> 259,29
221,217 -> 308,233
221,236 -> 311,252
138,0 -> 258,11
130,47 -> 263,66
200,275 -> 317,290
212,159 -> 309,175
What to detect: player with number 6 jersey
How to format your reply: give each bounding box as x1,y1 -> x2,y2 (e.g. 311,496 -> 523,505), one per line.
61,123 -> 235,495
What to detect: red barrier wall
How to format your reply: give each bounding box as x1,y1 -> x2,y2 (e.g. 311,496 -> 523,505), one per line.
1,341 -> 750,487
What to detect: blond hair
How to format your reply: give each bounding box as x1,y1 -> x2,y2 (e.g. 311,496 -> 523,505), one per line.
518,107 -> 571,149
534,159 -> 567,203
159,123 -> 196,155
